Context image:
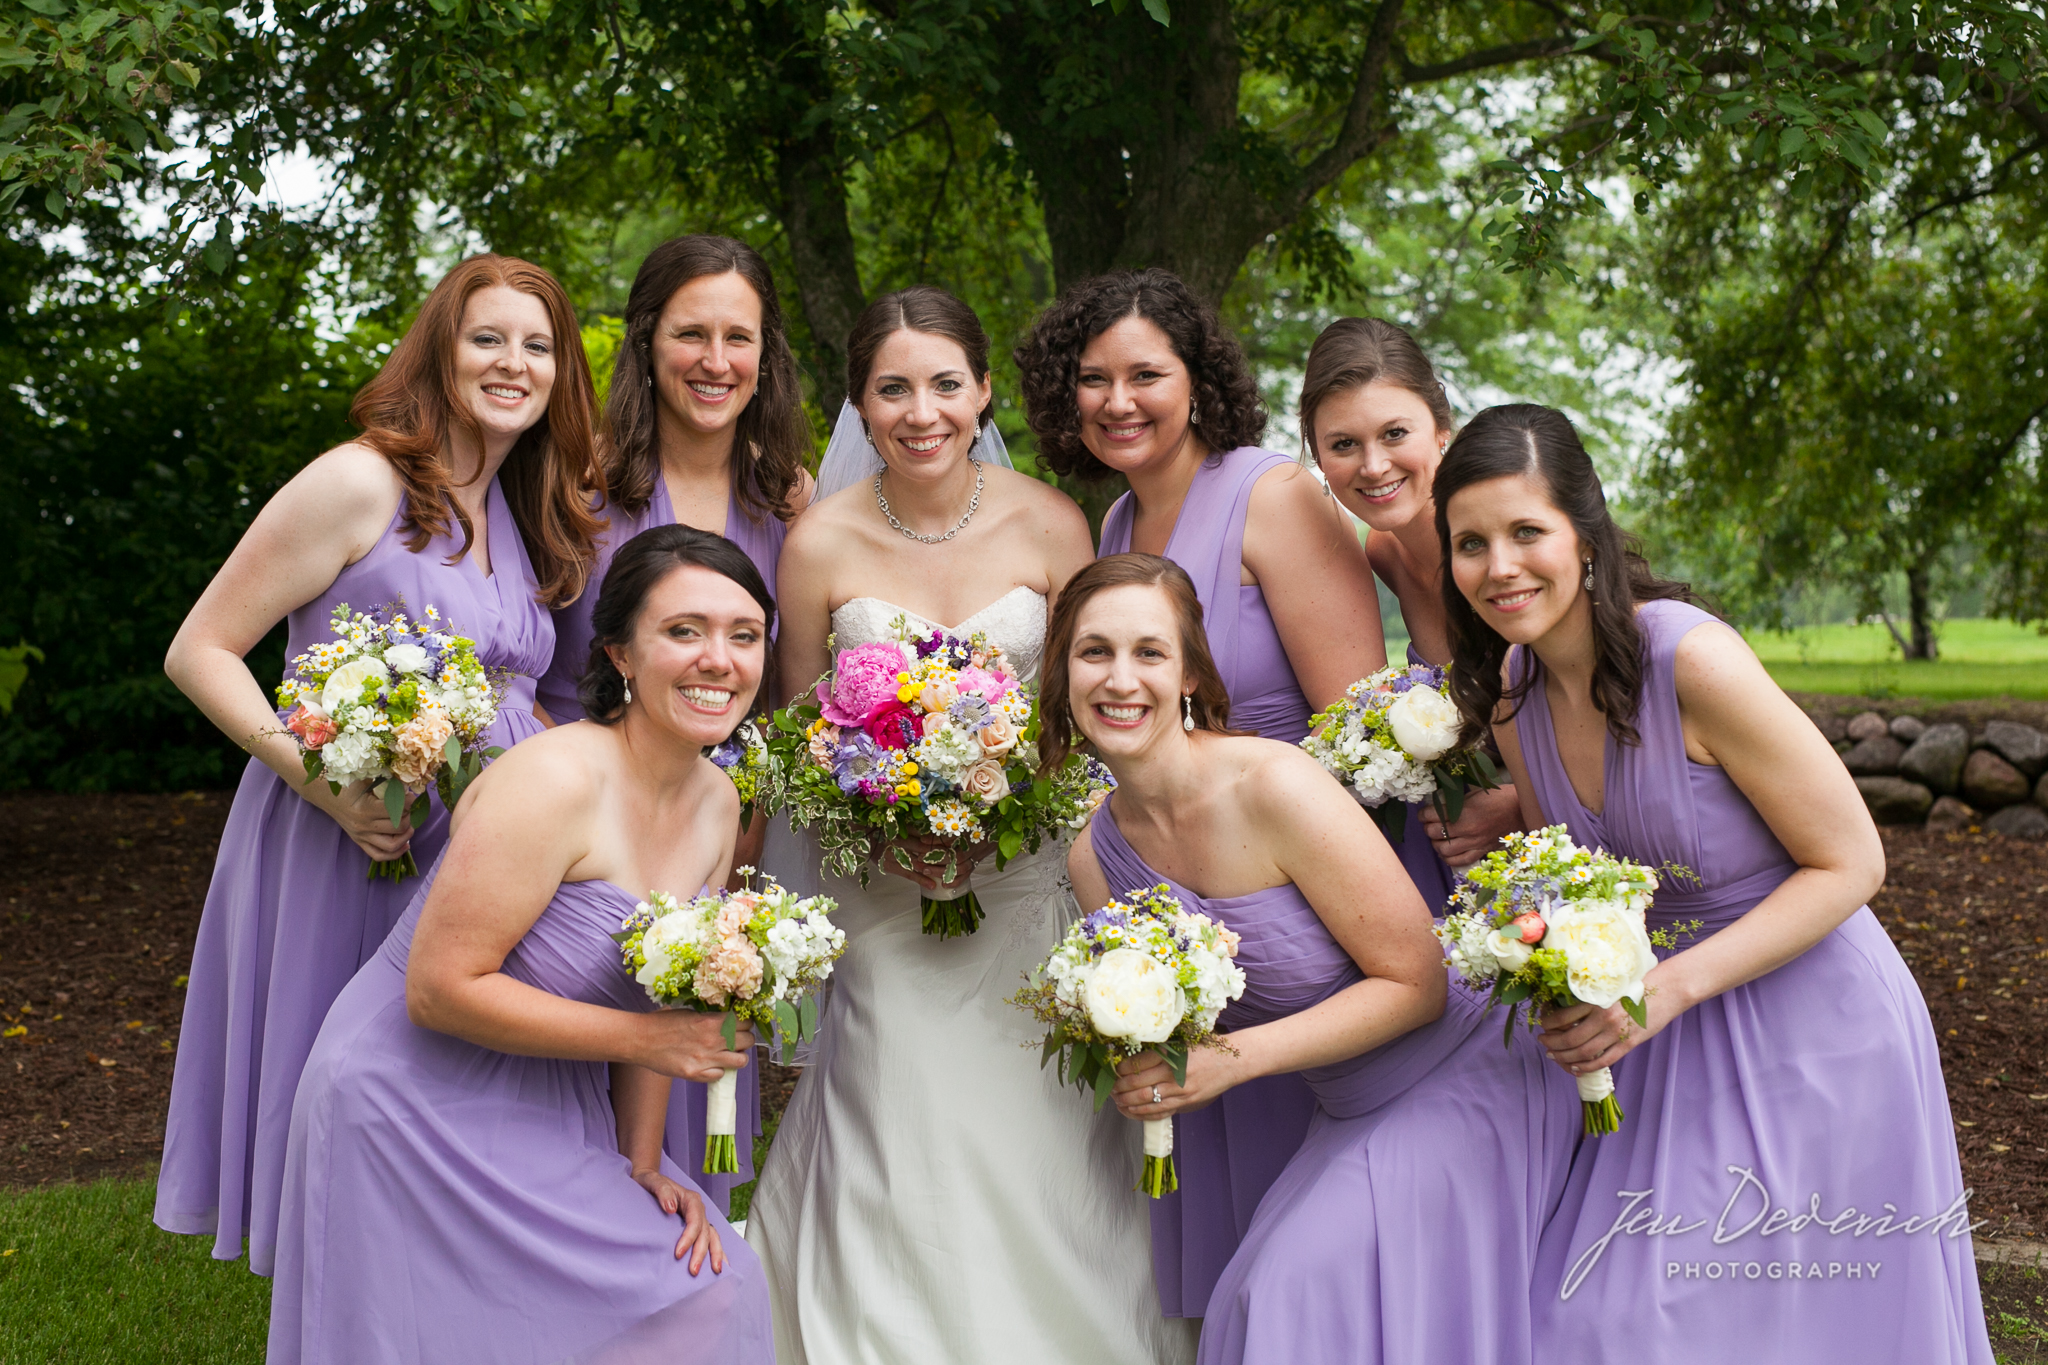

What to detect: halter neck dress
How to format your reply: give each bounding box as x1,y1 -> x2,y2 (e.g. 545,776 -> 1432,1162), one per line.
1095,447 -> 1323,1313
156,477 -> 553,1274
1516,600 -> 1991,1363
267,864 -> 771,1364
537,471 -> 792,1213
1088,801 -> 1578,1361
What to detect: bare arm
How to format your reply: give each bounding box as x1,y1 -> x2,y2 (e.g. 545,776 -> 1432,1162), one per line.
1024,478 -> 1098,605
1244,464 -> 1388,711
772,514 -> 837,713
612,1062 -> 726,1272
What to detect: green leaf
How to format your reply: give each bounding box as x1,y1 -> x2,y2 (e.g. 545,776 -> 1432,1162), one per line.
1620,995 -> 1648,1028
301,751 -> 323,784
1091,1056 -> 1116,1111
1779,125 -> 1808,158
165,59 -> 199,87
720,1012 -> 738,1048
1139,0 -> 1169,24
410,792 -> 431,829
381,778 -> 407,830
443,734 -> 462,767
202,230 -> 231,273
998,828 -> 1023,862
1158,1039 -> 1188,1087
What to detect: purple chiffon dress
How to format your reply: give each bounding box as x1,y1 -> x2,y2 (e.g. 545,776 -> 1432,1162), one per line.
267,864 -> 772,1364
1390,641 -> 1458,913
1520,600 -> 1992,1363
1089,804 -> 1579,1361
156,478 -> 552,1272
536,475 -> 790,1214
1097,448 -> 1320,1313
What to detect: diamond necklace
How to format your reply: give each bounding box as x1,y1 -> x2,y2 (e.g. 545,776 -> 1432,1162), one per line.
875,458 -> 983,544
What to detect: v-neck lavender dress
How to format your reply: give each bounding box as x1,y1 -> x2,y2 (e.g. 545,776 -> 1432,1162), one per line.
536,475 -> 790,1214
1089,803 -> 1578,1361
267,865 -> 772,1364
156,479 -> 553,1274
1519,600 -> 1992,1363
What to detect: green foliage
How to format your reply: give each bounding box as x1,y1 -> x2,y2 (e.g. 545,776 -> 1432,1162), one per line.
0,642 -> 44,714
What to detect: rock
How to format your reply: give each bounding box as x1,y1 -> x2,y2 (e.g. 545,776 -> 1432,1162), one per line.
1840,734 -> 1907,776
1899,723 -> 1970,794
1846,711 -> 1891,742
1856,776 -> 1934,825
2039,770 -> 2048,810
1924,795 -> 1977,833
1812,712 -> 1851,745
1987,804 -> 2048,841
1889,715 -> 1928,742
1961,749 -> 2031,809
1983,720 -> 2048,779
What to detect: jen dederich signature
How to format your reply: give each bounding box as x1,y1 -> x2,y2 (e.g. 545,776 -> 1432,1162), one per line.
1559,1167 -> 1983,1300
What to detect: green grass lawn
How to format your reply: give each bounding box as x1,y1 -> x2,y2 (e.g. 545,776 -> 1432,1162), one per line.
1745,618 -> 2048,700
0,1179 -> 268,1364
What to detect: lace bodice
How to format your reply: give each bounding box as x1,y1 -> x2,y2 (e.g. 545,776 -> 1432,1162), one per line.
829,584 -> 1048,681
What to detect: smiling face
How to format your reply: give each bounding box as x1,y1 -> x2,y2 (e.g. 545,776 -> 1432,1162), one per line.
605,563 -> 767,749
1066,583 -> 1194,764
857,328 -> 991,482
453,285 -> 557,447
1075,315 -> 1200,477
1445,473 -> 1591,647
1313,379 -> 1447,533
650,271 -> 762,441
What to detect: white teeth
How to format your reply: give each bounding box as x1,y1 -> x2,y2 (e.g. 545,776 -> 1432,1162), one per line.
1098,705 -> 1146,721
1361,479 -> 1404,497
1105,425 -> 1146,438
902,435 -> 946,453
680,687 -> 733,707
688,382 -> 732,397
482,385 -> 524,399
1491,590 -> 1538,608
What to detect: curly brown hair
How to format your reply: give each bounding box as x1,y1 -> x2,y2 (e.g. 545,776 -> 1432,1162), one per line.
1014,269 -> 1266,479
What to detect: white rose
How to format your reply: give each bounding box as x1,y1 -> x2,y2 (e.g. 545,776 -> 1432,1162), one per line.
635,943 -> 673,988
1485,927 -> 1535,972
321,656 -> 391,713
383,642 -> 430,674
1385,686 -> 1462,763
1543,898 -> 1658,1008
1082,948 -> 1186,1045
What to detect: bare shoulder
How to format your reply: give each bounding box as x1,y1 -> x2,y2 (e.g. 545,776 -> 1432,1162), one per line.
287,442 -> 406,517
1224,733 -> 1338,819
1248,457 -> 1338,519
784,466 -> 818,516
779,484 -> 867,563
464,721 -> 606,823
1670,614 -> 1766,694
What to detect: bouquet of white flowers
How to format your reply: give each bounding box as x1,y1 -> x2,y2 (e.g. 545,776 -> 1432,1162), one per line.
1012,884 -> 1246,1197
613,869 -> 844,1172
1300,662 -> 1499,842
275,601 -> 503,879
1434,826 -> 1696,1134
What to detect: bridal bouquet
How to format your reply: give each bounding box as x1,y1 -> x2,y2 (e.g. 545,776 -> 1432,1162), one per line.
1301,662 -> 1498,843
708,720 -> 770,831
613,869 -> 845,1173
275,602 -> 503,879
1434,826 -> 1695,1135
763,619 -> 1115,939
1012,884 -> 1246,1197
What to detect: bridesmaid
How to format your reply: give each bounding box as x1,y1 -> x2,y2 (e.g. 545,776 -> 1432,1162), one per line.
1435,405 -> 1992,1362
1016,268 -> 1385,1317
1298,318 -> 1527,906
536,233 -> 812,1212
1045,553 -> 1577,1362
157,254 -> 601,1272
268,526 -> 773,1364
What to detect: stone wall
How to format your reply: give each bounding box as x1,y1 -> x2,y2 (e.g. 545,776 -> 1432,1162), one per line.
1811,709 -> 2048,839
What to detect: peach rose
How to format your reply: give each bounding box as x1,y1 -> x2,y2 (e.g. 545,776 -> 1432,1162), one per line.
919,678 -> 959,714
959,758 -> 1010,803
807,724 -> 843,767
286,704 -> 339,750
390,709 -> 455,789
973,714 -> 1018,758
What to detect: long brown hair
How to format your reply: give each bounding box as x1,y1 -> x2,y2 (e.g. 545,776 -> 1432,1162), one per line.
1298,317 -> 1455,460
605,235 -> 809,525
1038,553 -> 1245,774
844,285 -> 995,424
1434,404 -> 1702,746
349,253 -> 602,608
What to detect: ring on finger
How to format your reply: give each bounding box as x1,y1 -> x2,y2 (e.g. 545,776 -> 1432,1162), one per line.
1150,1086 -> 1161,1105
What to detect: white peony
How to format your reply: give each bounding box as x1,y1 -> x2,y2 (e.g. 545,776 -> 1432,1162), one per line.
383,643 -> 430,674
1485,927 -> 1536,972
1543,898 -> 1658,1008
1083,948 -> 1187,1044
1385,686 -> 1462,763
321,656 -> 391,713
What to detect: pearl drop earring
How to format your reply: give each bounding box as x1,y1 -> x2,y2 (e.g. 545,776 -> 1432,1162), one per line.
1582,559 -> 1595,594
622,676 -> 633,705
1183,695 -> 1195,731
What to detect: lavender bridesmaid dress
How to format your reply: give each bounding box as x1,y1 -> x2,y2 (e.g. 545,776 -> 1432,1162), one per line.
1089,803 -> 1579,1361
1519,600 -> 1993,1363
156,479 -> 552,1273
1388,641 -> 1458,912
267,865 -> 772,1364
536,477 -> 790,1214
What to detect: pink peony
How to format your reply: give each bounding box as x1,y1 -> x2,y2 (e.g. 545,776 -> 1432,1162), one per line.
955,666 -> 1013,701
286,704 -> 339,750
820,643 -> 910,727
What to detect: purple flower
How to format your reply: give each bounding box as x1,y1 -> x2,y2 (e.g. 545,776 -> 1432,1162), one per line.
948,693 -> 992,731
709,735 -> 745,770
833,731 -> 890,798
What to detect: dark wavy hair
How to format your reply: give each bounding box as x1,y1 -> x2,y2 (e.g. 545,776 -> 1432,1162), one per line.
1298,316 -> 1455,460
604,235 -> 809,526
1014,268 -> 1266,479
579,524 -> 778,732
1435,404 -> 1700,747
1038,553 -> 1246,774
844,284 -> 995,424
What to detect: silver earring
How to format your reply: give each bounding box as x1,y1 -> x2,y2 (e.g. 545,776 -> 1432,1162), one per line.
1182,695 -> 1195,731
1582,560 -> 1595,593
622,676 -> 633,705
1189,401 -> 1201,427
971,420 -> 982,446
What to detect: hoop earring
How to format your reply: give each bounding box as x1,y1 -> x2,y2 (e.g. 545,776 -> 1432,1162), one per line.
1582,559 -> 1595,594
1182,695 -> 1195,732
622,676 -> 633,705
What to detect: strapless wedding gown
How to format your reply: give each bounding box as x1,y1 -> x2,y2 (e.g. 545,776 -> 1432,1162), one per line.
749,587 -> 1196,1365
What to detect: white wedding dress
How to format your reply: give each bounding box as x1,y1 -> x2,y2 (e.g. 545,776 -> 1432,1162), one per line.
749,587 -> 1197,1365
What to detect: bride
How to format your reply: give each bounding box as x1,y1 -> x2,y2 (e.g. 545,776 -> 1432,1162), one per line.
749,285 -> 1196,1364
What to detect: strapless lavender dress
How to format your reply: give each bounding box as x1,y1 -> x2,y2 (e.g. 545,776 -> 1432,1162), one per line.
267,865 -> 771,1364
1521,600 -> 1991,1362
1098,449 -> 1328,1313
156,479 -> 552,1272
1089,803 -> 1578,1360
537,477 -> 790,1212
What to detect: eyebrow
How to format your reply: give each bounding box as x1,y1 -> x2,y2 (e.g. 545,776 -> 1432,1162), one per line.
656,612 -> 767,629
874,369 -> 967,384
1074,631 -> 1174,647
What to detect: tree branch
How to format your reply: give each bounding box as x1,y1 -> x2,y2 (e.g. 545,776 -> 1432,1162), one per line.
1292,0 -> 1405,209
1399,36 -> 1580,85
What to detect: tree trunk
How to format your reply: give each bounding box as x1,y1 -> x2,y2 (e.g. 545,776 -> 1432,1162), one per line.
1905,559 -> 1939,660
773,131 -> 867,415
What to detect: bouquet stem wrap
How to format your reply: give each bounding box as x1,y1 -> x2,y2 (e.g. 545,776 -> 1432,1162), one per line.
1139,1117 -> 1177,1198
1576,1066 -> 1623,1135
704,1068 -> 740,1174
920,876 -> 983,940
